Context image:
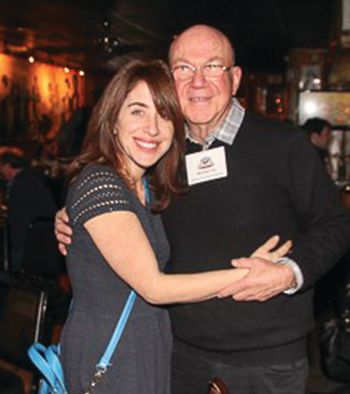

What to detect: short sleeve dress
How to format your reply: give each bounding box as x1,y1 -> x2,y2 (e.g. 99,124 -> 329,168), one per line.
60,164 -> 172,394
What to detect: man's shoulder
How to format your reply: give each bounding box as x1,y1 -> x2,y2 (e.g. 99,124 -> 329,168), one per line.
241,111 -> 304,143
243,111 -> 298,133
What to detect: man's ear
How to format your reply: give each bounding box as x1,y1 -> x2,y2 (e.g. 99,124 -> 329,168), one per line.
310,133 -> 321,147
231,66 -> 242,96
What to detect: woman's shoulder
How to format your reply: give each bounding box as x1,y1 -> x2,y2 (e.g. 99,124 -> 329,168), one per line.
67,164 -> 133,225
78,163 -> 121,182
71,163 -> 127,192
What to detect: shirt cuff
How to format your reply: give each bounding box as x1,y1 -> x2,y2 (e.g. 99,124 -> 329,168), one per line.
277,257 -> 304,295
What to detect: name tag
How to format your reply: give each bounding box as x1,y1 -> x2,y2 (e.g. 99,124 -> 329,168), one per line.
185,146 -> 228,186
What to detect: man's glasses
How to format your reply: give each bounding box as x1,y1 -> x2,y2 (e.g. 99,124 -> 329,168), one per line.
172,63 -> 232,81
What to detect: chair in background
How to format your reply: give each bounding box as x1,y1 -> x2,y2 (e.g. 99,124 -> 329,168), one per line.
0,220 -> 10,272
0,278 -> 48,393
20,218 -> 70,344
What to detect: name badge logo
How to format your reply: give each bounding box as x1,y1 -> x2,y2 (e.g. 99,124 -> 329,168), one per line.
198,156 -> 214,170
185,146 -> 228,185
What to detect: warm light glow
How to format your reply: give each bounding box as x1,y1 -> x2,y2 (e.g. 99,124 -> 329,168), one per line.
304,100 -> 318,117
64,67 -> 70,73
28,56 -> 35,63
0,52 -> 86,140
0,53 -> 16,76
78,70 -> 85,77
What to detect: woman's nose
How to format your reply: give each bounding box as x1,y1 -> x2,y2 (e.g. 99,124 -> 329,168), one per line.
144,115 -> 161,136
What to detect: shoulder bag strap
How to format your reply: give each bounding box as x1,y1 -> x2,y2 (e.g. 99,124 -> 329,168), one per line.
96,290 -> 136,370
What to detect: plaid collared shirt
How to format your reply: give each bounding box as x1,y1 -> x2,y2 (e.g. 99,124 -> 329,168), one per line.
185,98 -> 245,150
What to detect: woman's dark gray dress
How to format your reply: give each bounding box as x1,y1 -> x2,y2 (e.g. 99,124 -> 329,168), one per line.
61,164 -> 172,394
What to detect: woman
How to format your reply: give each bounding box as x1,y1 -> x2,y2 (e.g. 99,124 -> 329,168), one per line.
60,59 -> 290,394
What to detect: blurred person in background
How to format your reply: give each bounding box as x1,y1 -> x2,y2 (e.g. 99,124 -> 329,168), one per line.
0,148 -> 57,271
303,117 -> 332,163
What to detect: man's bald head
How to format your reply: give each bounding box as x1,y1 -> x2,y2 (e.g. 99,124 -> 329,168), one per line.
169,24 -> 235,66
167,24 -> 242,136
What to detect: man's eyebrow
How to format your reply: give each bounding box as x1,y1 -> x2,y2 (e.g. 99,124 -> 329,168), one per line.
171,57 -> 189,65
172,57 -> 226,64
205,57 -> 226,63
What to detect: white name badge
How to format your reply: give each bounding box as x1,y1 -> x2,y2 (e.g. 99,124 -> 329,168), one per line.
185,146 -> 228,185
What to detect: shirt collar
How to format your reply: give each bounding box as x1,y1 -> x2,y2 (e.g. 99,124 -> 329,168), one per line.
185,97 -> 245,149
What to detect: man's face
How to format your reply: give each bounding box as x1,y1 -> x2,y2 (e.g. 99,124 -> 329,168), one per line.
320,126 -> 331,149
169,27 -> 241,134
312,126 -> 331,150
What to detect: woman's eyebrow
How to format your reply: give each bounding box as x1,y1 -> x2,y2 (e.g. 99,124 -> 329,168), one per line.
127,101 -> 148,108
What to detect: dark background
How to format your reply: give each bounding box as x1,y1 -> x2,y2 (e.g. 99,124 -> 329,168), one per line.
0,0 -> 336,72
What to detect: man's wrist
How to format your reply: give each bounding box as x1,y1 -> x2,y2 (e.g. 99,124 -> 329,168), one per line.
277,258 -> 303,295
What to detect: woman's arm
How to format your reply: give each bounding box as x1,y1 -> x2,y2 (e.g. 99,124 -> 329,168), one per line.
84,211 -> 289,305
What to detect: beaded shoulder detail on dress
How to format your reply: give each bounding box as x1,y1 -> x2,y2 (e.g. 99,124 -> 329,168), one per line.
70,168 -> 130,225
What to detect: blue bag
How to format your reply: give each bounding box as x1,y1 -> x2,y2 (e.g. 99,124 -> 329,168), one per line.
28,343 -> 66,394
28,290 -> 136,394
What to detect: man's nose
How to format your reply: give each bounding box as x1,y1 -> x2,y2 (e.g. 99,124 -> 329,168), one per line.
190,67 -> 207,87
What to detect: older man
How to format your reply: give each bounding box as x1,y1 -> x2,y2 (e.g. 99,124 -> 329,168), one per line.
56,25 -> 350,394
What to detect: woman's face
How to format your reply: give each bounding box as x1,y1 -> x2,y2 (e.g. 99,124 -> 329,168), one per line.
116,80 -> 175,179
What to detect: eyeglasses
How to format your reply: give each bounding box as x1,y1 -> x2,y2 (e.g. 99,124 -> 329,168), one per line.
172,63 -> 233,81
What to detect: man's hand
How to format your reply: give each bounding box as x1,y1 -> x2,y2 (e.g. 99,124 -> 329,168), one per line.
251,235 -> 292,262
54,207 -> 72,256
218,258 -> 296,301
218,235 -> 295,301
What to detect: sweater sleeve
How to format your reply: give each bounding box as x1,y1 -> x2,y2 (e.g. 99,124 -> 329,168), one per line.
284,131 -> 350,290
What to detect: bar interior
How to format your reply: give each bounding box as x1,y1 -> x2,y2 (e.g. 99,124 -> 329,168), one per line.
0,1 -> 350,393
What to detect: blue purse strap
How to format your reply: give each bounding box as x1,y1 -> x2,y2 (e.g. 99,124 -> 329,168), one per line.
143,176 -> 151,206
96,290 -> 136,370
